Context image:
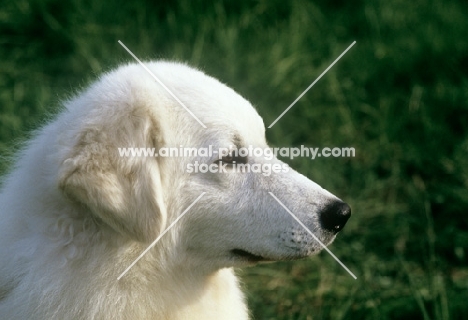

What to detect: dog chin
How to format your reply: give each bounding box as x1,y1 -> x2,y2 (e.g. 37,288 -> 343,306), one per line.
230,249 -> 270,262
230,232 -> 338,263
229,247 -> 323,264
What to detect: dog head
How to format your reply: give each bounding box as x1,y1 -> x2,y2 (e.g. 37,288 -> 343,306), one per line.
57,61 -> 350,269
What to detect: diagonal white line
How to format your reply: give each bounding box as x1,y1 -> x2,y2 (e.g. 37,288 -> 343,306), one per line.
268,41 -> 356,128
118,40 -> 207,128
117,192 -> 206,280
269,192 -> 357,279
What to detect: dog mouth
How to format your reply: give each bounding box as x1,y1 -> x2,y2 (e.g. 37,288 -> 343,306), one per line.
230,249 -> 269,262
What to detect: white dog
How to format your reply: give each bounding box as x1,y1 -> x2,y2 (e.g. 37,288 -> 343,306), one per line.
0,62 -> 350,319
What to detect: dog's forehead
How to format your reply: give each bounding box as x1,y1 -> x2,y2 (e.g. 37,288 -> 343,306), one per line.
146,62 -> 266,143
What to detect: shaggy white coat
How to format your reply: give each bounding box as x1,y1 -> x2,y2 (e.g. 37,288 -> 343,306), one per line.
0,62 -> 341,319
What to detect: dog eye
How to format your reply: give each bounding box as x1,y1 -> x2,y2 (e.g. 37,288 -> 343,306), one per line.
219,151 -> 247,164
222,154 -> 234,163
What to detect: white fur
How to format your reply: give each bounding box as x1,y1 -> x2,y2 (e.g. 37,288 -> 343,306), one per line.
0,62 -> 342,319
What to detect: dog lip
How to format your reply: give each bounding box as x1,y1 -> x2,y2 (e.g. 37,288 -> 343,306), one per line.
230,249 -> 268,261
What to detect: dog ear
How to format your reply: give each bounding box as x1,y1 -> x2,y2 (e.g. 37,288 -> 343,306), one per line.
58,109 -> 166,242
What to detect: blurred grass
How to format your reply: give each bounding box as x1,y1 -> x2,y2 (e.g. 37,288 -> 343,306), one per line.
1,0 -> 467,318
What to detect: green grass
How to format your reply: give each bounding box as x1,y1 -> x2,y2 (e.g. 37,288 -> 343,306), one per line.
1,0 -> 467,318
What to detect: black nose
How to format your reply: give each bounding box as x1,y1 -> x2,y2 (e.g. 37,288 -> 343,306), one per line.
319,201 -> 351,233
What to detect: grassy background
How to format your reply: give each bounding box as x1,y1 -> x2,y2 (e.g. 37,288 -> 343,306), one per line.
1,0 -> 467,318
